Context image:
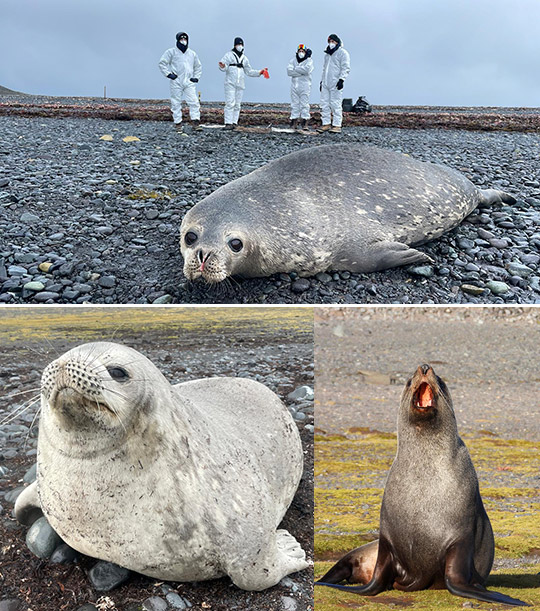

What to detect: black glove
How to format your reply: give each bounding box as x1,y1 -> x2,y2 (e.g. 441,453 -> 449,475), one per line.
319,81 -> 322,92
167,73 -> 178,80
190,77 -> 199,83
336,79 -> 344,90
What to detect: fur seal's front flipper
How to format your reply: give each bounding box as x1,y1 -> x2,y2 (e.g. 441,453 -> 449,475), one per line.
14,481 -> 43,526
317,540 -> 379,584
444,542 -> 530,607
343,241 -> 433,273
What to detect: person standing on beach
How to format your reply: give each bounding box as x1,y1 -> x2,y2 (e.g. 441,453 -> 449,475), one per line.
159,32 -> 203,132
218,37 -> 265,130
287,44 -> 314,130
318,34 -> 350,134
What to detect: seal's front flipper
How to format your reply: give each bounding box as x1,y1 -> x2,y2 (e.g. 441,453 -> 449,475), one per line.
317,540 -> 379,584
479,188 -> 517,207
14,481 -> 43,526
445,579 -> 530,607
344,241 -> 433,273
444,542 -> 530,606
228,529 -> 309,591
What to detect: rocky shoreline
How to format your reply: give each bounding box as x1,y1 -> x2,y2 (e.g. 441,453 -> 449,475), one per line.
1,97 -> 539,305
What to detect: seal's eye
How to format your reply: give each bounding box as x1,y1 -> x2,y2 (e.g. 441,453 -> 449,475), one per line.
185,231 -> 198,246
228,238 -> 243,252
107,367 -> 130,382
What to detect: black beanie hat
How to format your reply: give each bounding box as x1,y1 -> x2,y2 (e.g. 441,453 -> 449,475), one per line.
328,34 -> 341,45
234,37 -> 244,46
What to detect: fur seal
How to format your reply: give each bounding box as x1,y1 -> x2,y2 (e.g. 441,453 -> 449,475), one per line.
316,364 -> 529,607
14,342 -> 309,590
179,144 -> 515,283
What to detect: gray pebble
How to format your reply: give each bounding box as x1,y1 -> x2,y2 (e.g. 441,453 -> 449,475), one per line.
88,560 -> 130,591
0,600 -> 22,611
142,596 -> 168,611
287,386 -> 314,401
166,593 -> 193,609
23,463 -> 37,484
26,516 -> 62,559
50,542 -> 80,564
281,596 -> 298,611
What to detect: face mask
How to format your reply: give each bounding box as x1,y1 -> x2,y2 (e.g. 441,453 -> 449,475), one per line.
328,42 -> 337,49
180,39 -> 187,45
298,52 -> 306,59
235,45 -> 243,52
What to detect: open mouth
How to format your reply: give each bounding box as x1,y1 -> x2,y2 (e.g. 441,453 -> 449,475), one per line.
413,382 -> 434,411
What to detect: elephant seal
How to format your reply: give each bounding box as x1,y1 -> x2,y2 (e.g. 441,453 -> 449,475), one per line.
14,342 -> 309,591
179,144 -> 515,283
316,364 -> 529,607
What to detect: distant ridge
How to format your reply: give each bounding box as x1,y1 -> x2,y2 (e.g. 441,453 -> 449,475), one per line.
0,85 -> 27,95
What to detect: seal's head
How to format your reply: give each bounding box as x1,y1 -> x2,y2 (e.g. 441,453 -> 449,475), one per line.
400,364 -> 455,431
180,219 -> 255,283
41,342 -> 171,440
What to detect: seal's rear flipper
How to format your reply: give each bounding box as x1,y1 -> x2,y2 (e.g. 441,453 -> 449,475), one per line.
352,241 -> 433,273
316,538 -> 394,596
14,481 -> 43,526
228,529 -> 309,591
318,540 -> 379,584
479,189 -> 517,207
445,579 -> 530,607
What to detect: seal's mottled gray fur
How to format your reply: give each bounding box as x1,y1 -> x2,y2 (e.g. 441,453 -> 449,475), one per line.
180,144 -> 515,282
15,342 -> 308,590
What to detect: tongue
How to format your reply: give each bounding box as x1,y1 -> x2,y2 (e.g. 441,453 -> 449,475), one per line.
419,383 -> 433,408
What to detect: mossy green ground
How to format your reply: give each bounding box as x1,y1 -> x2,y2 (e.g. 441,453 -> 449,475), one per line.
0,306 -> 312,344
315,430 -> 540,608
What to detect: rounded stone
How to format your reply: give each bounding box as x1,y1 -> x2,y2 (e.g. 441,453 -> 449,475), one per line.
486,280 -> 510,295
87,561 -> 130,591
287,386 -> 314,401
26,516 -> 62,559
50,542 -> 80,564
142,597 -> 168,611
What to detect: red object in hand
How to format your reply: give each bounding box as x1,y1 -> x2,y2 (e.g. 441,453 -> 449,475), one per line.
262,68 -> 269,79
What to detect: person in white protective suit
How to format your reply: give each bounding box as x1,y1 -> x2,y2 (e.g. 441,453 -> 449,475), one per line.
218,37 -> 264,129
318,34 -> 350,134
159,32 -> 203,132
286,44 -> 314,130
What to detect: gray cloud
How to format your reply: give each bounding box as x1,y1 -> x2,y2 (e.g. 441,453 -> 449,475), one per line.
2,0 -> 540,106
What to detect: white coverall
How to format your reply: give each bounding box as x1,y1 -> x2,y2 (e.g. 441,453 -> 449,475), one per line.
159,47 -> 202,124
287,56 -> 314,120
320,46 -> 350,127
219,51 -> 261,125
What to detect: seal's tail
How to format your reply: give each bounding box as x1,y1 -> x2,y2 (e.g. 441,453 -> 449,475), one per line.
479,188 -> 516,207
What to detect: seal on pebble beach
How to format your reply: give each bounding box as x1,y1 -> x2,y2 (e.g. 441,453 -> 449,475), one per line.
316,364 -> 529,607
179,144 -> 515,283
14,342 -> 309,590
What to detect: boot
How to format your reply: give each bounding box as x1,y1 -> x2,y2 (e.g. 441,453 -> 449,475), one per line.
174,122 -> 183,132
329,125 -> 342,133
192,119 -> 203,132
299,119 -> 308,131
224,124 -> 234,130
290,118 -> 298,130
317,124 -> 331,133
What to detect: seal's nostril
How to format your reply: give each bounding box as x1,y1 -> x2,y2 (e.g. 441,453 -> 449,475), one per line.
420,364 -> 431,375
197,249 -> 204,264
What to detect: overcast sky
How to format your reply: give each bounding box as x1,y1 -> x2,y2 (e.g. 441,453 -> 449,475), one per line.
2,0 -> 540,107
